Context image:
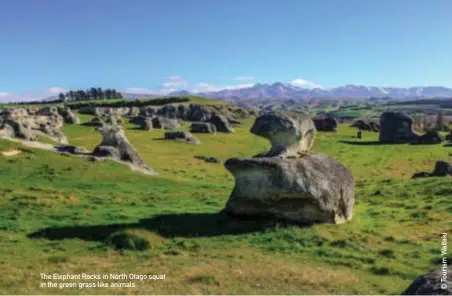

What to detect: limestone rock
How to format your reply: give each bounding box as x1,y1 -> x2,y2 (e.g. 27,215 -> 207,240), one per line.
152,116 -> 180,130
224,154 -> 355,224
351,119 -> 380,132
190,122 -> 217,134
412,130 -> 444,145
164,131 -> 200,145
379,112 -> 418,143
402,269 -> 451,295
209,114 -> 234,133
58,107 -> 80,124
93,125 -> 153,172
250,112 -> 316,158
1,118 -> 36,141
313,116 -> 338,132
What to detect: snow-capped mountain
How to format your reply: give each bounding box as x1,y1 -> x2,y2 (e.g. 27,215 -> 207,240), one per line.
161,83 -> 452,100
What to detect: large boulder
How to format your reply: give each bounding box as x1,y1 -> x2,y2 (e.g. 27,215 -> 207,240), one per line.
411,130 -> 444,145
401,269 -> 451,295
93,125 -> 154,173
190,122 -> 217,134
0,118 -> 36,141
313,116 -> 338,132
157,104 -> 178,119
185,104 -> 212,121
164,131 -> 200,145
224,154 -> 355,224
208,114 -> 234,133
152,116 -> 180,130
58,107 -> 80,124
250,112 -> 317,158
379,112 -> 418,143
223,112 -> 354,225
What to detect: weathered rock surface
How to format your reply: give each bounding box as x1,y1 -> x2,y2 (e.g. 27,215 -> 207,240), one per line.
224,154 -> 355,224
351,119 -> 380,132
184,104 -> 212,121
164,131 -> 200,145
57,107 -> 80,124
0,107 -> 67,143
208,114 -> 234,133
411,130 -> 444,145
190,122 -> 217,134
1,118 -> 36,141
93,125 -> 154,173
412,160 -> 452,178
251,112 -> 316,158
379,112 -> 418,143
223,112 -> 354,225
152,116 -> 180,130
313,116 -> 338,132
401,269 -> 451,295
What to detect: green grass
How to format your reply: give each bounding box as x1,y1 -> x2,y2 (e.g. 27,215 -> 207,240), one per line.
0,115 -> 451,294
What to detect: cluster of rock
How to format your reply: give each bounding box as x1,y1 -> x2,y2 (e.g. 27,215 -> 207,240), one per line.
351,118 -> 380,132
223,111 -> 355,225
0,106 -> 79,143
379,111 -> 445,145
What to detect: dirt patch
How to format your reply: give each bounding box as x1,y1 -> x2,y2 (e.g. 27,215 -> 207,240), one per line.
1,149 -> 22,157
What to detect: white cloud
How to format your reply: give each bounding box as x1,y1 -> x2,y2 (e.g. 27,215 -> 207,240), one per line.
124,88 -> 156,94
290,78 -> 323,89
224,83 -> 254,90
0,92 -> 10,97
47,87 -> 68,94
234,76 -> 255,81
190,83 -> 222,93
162,75 -> 188,89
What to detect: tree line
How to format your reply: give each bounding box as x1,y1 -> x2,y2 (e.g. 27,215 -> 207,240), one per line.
58,88 -> 123,102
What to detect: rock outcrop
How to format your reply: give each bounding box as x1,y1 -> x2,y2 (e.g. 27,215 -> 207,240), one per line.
164,131 -> 200,145
351,119 -> 380,132
190,122 -> 217,134
411,130 -> 444,145
250,112 -> 316,158
223,112 -> 354,225
313,116 -> 338,132
0,107 -> 67,143
93,125 -> 154,173
412,160 -> 452,178
58,107 -> 80,124
208,114 -> 234,133
379,112 -> 418,143
152,116 -> 180,130
401,269 -> 451,295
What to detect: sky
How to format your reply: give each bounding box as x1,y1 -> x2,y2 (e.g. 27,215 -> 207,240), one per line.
1,0 -> 452,101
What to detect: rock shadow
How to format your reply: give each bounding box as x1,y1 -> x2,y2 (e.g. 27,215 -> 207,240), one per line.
28,211 -> 311,242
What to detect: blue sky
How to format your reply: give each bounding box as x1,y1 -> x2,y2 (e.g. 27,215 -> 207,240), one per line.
1,0 -> 452,100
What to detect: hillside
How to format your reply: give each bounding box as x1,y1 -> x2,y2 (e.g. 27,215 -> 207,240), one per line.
0,108 -> 450,294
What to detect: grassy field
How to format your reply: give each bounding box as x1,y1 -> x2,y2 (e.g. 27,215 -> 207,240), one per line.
0,112 -> 451,294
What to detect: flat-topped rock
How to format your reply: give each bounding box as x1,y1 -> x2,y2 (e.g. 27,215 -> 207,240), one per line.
224,153 -> 355,224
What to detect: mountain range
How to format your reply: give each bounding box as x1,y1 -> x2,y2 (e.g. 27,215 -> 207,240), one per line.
122,83 -> 452,101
